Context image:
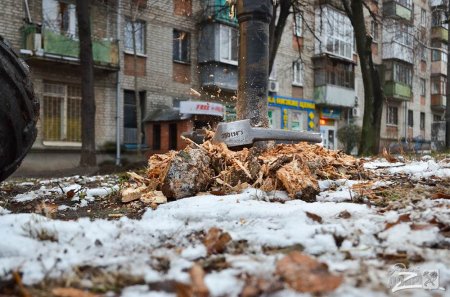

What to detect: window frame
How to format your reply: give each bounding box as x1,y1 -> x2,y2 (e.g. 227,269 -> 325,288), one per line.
42,81 -> 82,145
292,61 -> 304,86
420,112 -> 425,130
420,78 -> 426,96
173,29 -> 191,63
386,105 -> 399,126
124,18 -> 146,55
219,24 -> 238,65
408,110 -> 414,127
294,13 -> 303,37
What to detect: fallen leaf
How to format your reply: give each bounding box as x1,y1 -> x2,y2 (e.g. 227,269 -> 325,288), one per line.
385,213 -> 411,230
382,147 -> 398,163
66,189 -> 76,199
189,264 -> 209,297
410,224 -> 435,231
306,212 -> 322,223
52,288 -> 100,297
337,210 -> 351,219
431,192 -> 450,199
203,227 -> 232,255
275,251 -> 342,293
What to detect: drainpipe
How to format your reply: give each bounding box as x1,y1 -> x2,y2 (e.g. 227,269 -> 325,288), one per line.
236,0 -> 273,129
115,0 -> 122,166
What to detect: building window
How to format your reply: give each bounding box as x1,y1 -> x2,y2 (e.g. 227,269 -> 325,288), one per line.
169,123 -> 178,150
292,61 -> 304,86
321,7 -> 354,59
393,63 -> 412,86
124,19 -> 146,54
408,110 -> 414,127
432,49 -> 447,62
432,10 -> 448,28
123,90 -> 146,144
294,13 -> 303,37
152,124 -> 161,150
420,112 -> 425,130
43,82 -> 81,143
371,21 -> 379,42
421,9 -> 427,27
387,106 -> 398,126
43,0 -> 78,38
434,114 -> 443,121
393,23 -> 413,47
420,78 -> 426,96
419,45 -> 427,61
173,30 -> 190,63
397,0 -> 412,9
431,76 -> 446,94
220,25 -> 238,64
314,59 -> 355,88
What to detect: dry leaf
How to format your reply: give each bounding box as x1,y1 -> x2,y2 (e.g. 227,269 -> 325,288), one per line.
385,213 -> 411,230
306,212 -> 323,223
431,192 -> 450,199
337,210 -> 351,219
52,288 -> 100,297
275,251 -> 342,293
189,264 -> 209,297
203,227 -> 232,255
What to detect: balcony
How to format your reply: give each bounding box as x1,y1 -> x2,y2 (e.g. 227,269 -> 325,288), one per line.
382,42 -> 413,64
384,81 -> 412,100
430,0 -> 446,7
431,94 -> 446,112
199,63 -> 237,92
383,0 -> 412,21
313,85 -> 355,107
431,27 -> 448,42
201,0 -> 237,25
431,60 -> 447,76
21,27 -> 119,70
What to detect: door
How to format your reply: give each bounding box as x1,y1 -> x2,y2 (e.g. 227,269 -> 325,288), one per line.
289,110 -> 306,131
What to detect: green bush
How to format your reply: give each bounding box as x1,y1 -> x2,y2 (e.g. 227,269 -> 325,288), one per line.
337,124 -> 362,154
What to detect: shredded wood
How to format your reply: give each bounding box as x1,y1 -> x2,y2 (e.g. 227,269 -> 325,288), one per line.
129,141 -> 367,201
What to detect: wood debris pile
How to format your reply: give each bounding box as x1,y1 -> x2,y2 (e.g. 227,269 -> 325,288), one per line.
122,140 -> 367,203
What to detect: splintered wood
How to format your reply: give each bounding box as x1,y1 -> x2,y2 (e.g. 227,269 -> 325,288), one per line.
142,141 -> 365,202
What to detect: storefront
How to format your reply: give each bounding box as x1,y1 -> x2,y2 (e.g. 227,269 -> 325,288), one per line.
319,107 -> 341,150
268,95 -> 316,131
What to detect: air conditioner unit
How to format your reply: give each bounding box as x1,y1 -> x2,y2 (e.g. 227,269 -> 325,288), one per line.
268,80 -> 279,93
352,107 -> 360,117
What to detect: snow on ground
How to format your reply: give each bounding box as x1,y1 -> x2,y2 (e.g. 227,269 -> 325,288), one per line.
1,161 -> 450,296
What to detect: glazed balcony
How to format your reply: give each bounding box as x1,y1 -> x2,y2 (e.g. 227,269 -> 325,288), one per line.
21,27 -> 119,70
431,27 -> 448,42
313,85 -> 355,107
431,94 -> 446,112
384,81 -> 412,101
383,0 -> 412,21
382,42 -> 413,64
431,60 -> 447,76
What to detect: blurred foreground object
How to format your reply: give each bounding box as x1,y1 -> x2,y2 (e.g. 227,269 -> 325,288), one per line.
0,37 -> 39,182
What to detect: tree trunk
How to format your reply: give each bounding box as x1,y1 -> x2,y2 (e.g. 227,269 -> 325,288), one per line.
345,0 -> 384,155
76,0 -> 97,166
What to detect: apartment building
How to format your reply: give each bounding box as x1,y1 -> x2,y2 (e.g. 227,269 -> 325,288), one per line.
0,0 -> 446,168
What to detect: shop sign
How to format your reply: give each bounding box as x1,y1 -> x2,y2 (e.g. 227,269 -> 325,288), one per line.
180,101 -> 224,117
320,108 -> 341,119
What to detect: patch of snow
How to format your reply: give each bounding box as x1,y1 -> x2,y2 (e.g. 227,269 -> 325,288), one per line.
121,285 -> 175,297
363,159 -> 405,170
0,207 -> 11,215
181,245 -> 207,261
204,269 -> 244,297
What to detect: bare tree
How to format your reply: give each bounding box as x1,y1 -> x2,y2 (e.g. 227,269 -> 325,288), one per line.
268,0 -> 383,155
76,0 -> 97,166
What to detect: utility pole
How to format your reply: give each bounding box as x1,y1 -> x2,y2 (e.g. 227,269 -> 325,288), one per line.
236,0 -> 273,130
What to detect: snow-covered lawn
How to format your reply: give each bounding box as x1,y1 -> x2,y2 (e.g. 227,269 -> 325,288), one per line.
0,158 -> 449,296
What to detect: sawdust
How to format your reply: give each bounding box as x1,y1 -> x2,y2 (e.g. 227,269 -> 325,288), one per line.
139,141 -> 366,201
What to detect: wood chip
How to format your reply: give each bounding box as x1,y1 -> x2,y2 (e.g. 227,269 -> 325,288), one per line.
121,185 -> 147,203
